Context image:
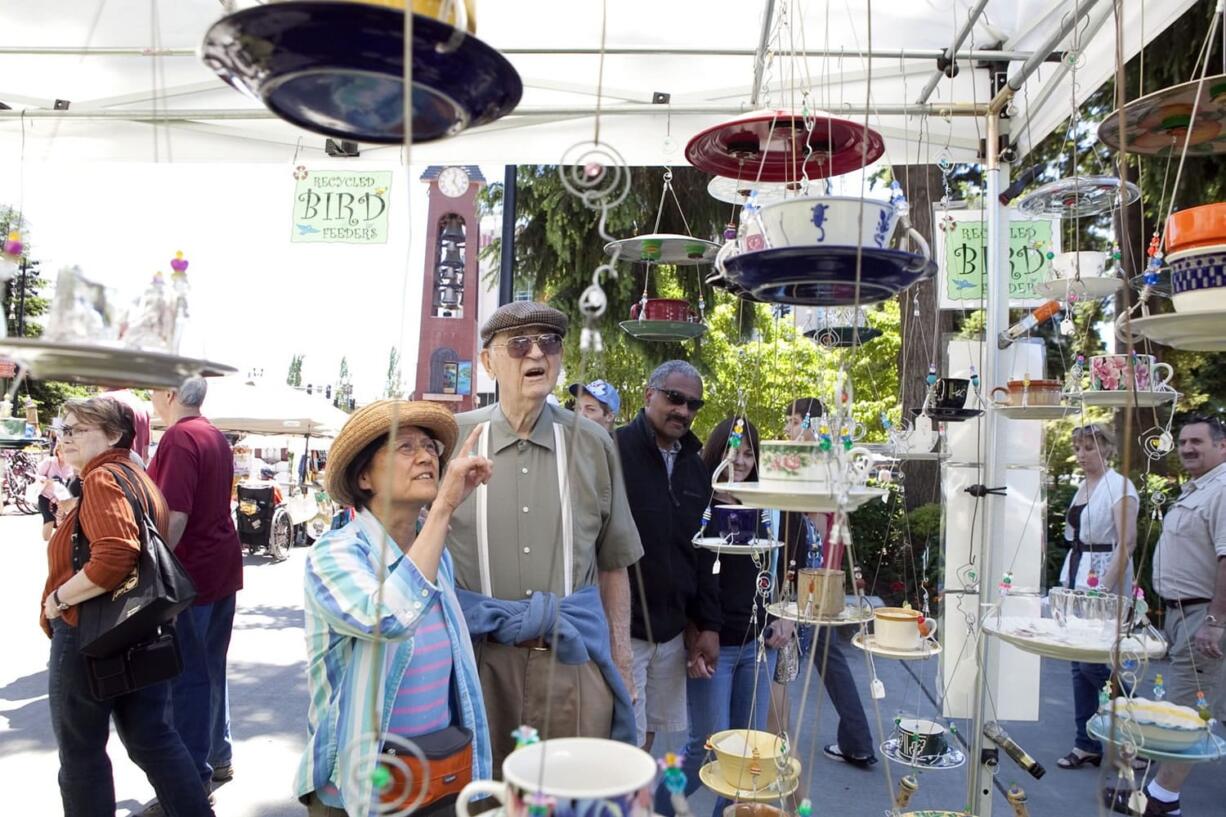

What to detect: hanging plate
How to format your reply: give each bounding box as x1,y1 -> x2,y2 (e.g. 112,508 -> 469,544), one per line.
722,246 -> 936,307
880,739 -> 967,770
0,339 -> 236,389
766,600 -> 875,627
992,403 -> 1080,421
804,326 -> 883,347
706,268 -> 765,302
604,234 -> 720,265
619,320 -> 706,342
1086,715 -> 1226,762
1098,74 -> 1226,156
1129,310 -> 1226,351
698,758 -> 800,801
693,537 -> 785,556
706,175 -> 794,205
0,438 -> 48,451
201,2 -> 522,144
1071,389 -> 1179,409
685,110 -> 885,182
1032,275 -> 1124,300
923,407 -> 984,422
852,632 -> 942,660
981,617 -> 1167,663
1015,176 -> 1141,219
720,483 -> 888,513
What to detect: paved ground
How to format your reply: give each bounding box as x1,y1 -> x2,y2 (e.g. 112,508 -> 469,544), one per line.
2,509 -> 1223,816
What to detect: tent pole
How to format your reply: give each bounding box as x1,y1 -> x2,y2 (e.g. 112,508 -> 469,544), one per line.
994,0 -> 1103,108
915,0 -> 993,104
750,0 -> 778,106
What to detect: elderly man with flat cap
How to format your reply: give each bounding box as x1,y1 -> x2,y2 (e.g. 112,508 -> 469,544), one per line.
447,301 -> 643,768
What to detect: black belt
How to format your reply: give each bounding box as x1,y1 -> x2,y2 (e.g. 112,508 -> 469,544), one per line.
1163,598 -> 1212,609
1072,542 -> 1115,553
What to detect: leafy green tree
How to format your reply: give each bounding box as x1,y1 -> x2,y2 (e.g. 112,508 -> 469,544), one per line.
384,347 -> 403,399
334,355 -> 353,410
0,207 -> 92,424
286,353 -> 304,388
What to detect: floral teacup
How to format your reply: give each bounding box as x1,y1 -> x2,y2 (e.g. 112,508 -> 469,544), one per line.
1089,354 -> 1173,392
758,441 -> 873,489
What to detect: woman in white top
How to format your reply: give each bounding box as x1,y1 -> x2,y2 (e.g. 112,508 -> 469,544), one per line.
1056,423 -> 1139,769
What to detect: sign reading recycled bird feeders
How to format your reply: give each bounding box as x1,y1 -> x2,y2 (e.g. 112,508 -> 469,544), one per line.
291,169 -> 393,244
934,206 -> 1059,309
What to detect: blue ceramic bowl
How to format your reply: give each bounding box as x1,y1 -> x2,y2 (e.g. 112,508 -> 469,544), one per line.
711,505 -> 759,544
1170,251 -> 1226,312
202,2 -> 522,144
721,245 -> 936,306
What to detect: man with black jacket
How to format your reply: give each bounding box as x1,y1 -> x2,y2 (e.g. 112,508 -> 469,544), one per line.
616,360 -> 719,750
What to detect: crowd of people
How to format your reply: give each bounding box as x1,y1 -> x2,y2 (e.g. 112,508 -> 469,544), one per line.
34,300 -> 1226,817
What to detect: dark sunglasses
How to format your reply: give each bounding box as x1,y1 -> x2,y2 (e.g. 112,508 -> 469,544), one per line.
657,388 -> 705,411
492,333 -> 564,358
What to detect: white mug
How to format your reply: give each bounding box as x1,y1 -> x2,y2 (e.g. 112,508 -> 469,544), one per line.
873,607 -> 938,651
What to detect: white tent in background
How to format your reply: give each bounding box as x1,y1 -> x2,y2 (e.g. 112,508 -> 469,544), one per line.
235,433 -> 333,451
175,376 -> 351,437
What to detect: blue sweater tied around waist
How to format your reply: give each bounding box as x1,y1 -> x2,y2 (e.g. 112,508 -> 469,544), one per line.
455,584 -> 636,745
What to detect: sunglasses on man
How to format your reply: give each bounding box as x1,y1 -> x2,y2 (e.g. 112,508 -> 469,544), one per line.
490,333 -> 564,358
656,388 -> 705,411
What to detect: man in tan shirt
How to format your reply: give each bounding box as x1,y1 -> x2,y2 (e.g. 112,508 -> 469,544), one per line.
446,301 -> 643,769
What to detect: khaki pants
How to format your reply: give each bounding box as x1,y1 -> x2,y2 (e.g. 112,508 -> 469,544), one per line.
1164,603 -> 1226,721
476,640 -> 615,773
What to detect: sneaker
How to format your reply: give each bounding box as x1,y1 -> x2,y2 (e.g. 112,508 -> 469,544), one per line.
823,743 -> 878,768
138,789 -> 215,816
1104,785 -> 1181,816
211,763 -> 234,783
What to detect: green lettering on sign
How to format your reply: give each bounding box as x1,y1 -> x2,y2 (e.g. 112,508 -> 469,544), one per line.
942,216 -> 1054,304
291,170 -> 392,244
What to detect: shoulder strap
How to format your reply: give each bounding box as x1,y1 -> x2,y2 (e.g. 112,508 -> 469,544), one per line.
71,462 -> 153,570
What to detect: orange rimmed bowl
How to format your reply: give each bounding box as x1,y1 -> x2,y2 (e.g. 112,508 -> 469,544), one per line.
1167,203 -> 1226,254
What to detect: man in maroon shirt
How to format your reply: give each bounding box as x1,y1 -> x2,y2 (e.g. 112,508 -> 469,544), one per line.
147,376 -> 243,806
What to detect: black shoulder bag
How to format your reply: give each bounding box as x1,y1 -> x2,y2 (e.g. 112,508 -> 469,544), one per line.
71,463 -> 198,659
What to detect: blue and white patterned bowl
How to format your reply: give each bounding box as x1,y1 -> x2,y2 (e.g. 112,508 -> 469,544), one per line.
743,196 -> 897,252
1170,251 -> 1226,312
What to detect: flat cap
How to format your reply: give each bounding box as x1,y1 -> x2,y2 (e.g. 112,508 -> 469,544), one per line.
480,301 -> 569,346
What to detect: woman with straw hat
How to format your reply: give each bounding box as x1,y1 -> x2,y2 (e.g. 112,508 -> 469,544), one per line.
295,400 -> 494,817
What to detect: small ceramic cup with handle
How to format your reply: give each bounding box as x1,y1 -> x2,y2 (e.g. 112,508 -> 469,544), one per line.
873,607 -> 938,651
457,738 -> 657,817
1089,354 -> 1174,392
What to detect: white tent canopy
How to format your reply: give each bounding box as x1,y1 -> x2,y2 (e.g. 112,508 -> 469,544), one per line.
0,0 -> 1198,166
235,433 -> 333,451
169,376 -> 351,437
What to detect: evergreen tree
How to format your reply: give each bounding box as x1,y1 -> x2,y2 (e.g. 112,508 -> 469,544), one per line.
286,353 -> 304,387
384,347 -> 403,399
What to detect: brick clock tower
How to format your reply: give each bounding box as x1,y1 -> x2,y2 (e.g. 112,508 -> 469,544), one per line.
413,165 -> 485,412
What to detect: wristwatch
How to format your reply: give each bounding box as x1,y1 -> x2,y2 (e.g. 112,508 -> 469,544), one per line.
52,589 -> 69,612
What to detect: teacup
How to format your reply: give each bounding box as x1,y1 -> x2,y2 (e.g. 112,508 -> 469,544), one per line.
744,196 -> 898,251
629,298 -> 699,323
873,606 -> 937,651
795,567 -> 846,619
896,717 -> 947,759
711,505 -> 759,544
1169,250 -> 1226,312
889,414 -> 937,453
932,377 -> 970,410
1166,202 -> 1226,254
990,379 -> 1063,406
457,738 -> 656,817
1089,354 -> 1174,392
706,729 -> 785,789
757,440 -> 872,488
1049,251 -> 1108,279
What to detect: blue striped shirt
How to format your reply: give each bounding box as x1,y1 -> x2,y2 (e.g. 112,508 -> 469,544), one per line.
294,510 -> 491,814
388,597 -> 453,735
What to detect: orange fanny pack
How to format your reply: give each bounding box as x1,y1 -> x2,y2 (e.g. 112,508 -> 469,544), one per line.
379,725 -> 473,810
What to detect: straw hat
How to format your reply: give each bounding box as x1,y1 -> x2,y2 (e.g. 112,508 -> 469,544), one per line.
327,399 -> 459,508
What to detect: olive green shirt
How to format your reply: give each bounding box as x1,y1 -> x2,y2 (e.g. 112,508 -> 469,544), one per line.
446,402 -> 643,599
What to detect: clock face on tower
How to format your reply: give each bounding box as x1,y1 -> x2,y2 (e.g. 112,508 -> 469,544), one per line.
438,166 -> 470,198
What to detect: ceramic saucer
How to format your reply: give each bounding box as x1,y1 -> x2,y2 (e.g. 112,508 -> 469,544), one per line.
618,320 -> 706,342
0,438 -> 47,451
1033,276 -> 1124,300
721,246 -> 936,307
605,234 -> 720,265
1015,176 -> 1141,219
852,632 -> 942,660
706,175 -> 794,205
717,482 -> 888,513
686,110 -> 884,182
201,2 -> 522,144
698,758 -> 800,800
767,600 -> 875,627
1130,269 -> 1172,296
1071,389 -> 1179,409
1087,714 -> 1226,762
880,738 -> 967,770
981,617 -> 1168,663
923,407 -> 984,422
693,537 -> 784,556
1098,73 -> 1226,156
992,403 -> 1080,421
0,339 -> 236,389
1129,310 -> 1226,351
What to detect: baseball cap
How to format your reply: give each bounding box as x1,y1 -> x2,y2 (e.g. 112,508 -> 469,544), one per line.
568,379 -> 620,415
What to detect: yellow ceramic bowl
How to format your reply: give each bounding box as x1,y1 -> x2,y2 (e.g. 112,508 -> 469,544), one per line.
707,729 -> 785,789
346,0 -> 477,32
1108,697 -> 1208,752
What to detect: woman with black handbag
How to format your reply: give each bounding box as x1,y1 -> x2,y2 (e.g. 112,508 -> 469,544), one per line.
41,397 -> 214,817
